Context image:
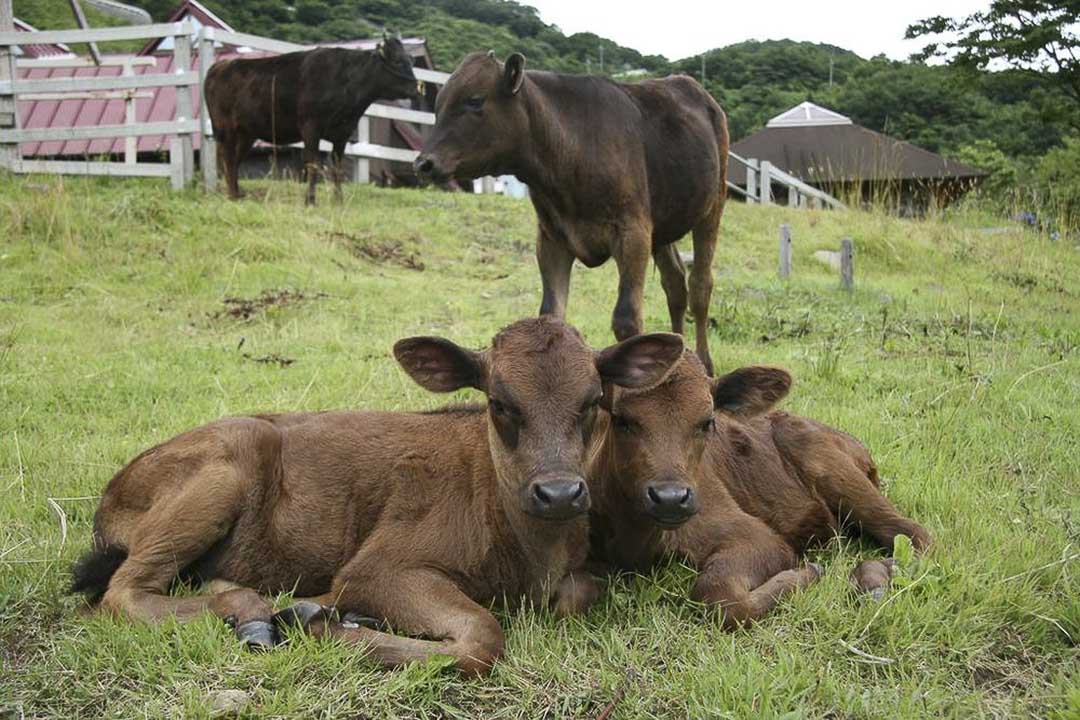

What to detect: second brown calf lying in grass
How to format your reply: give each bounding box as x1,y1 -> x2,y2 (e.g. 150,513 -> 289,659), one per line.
587,354 -> 931,627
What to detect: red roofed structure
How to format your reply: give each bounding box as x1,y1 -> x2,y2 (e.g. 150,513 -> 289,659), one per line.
12,1 -> 438,184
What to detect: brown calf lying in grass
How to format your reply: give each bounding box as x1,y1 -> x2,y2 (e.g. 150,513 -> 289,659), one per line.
71,317 -> 684,675
587,354 -> 931,627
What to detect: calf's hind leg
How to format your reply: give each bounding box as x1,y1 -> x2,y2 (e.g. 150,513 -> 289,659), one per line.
653,243 -> 688,336
689,207 -> 720,375
98,463 -> 277,647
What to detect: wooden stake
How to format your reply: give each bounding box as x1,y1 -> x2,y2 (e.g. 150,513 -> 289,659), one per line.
840,237 -> 854,290
778,223 -> 792,278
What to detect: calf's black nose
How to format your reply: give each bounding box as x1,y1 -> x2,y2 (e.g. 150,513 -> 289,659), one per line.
645,482 -> 697,525
526,475 -> 590,520
414,155 -> 435,176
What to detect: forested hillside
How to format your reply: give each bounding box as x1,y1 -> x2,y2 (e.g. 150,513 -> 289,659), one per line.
13,0 -> 1080,227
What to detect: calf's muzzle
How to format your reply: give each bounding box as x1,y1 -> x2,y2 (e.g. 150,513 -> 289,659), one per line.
645,482 -> 698,526
525,473 -> 590,521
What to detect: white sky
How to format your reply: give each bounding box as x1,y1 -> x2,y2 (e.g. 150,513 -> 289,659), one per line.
525,0 -> 990,62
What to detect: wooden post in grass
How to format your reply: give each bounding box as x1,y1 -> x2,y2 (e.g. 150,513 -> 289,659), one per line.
778,223 -> 792,278
840,237 -> 854,290
354,116 -> 370,184
198,27 -> 217,191
173,22 -> 195,187
0,0 -> 18,174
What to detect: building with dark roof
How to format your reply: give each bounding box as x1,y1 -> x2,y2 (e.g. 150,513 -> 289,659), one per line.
731,101 -> 986,213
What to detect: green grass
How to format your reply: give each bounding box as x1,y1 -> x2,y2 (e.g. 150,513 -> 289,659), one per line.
0,174 -> 1077,719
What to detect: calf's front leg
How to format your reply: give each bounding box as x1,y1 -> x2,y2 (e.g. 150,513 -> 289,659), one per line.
689,534 -> 819,630
305,567 -> 506,676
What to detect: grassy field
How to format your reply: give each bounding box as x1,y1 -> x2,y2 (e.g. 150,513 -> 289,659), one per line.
0,175 -> 1077,719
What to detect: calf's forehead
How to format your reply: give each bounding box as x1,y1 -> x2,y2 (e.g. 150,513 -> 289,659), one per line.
441,54 -> 500,101
487,319 -> 597,401
619,356 -> 713,418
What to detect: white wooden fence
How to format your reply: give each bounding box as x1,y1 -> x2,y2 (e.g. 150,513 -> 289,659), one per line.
729,151 -> 844,209
0,18 -> 843,209
0,21 -> 451,190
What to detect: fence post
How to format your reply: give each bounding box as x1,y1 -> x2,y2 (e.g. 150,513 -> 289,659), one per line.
198,27 -> 216,190
840,237 -> 854,290
745,157 -> 757,201
173,22 -> 195,187
759,160 -> 772,205
123,59 -> 136,165
787,187 -> 799,207
481,175 -> 495,194
169,135 -> 184,190
778,223 -> 792,279
0,0 -> 19,173
354,116 -> 370,184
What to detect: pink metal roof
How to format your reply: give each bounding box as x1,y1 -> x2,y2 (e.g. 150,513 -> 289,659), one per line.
14,18 -> 75,58
17,54 -> 209,156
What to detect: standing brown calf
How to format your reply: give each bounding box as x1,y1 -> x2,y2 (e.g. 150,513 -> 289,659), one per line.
415,52 -> 728,373
71,317 -> 684,674
587,354 -> 931,628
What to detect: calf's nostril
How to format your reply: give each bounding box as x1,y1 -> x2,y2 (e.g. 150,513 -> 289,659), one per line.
647,486 -> 661,505
571,481 -> 585,500
533,483 -> 553,505
680,488 -> 693,506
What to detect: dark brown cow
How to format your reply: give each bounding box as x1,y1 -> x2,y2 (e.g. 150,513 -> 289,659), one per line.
204,36 -> 418,205
587,355 -> 931,628
70,318 -> 684,675
414,52 -> 728,374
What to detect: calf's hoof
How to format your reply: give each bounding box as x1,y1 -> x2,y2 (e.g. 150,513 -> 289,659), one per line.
272,601 -> 330,634
341,611 -> 386,630
850,558 -> 897,600
233,619 -> 281,651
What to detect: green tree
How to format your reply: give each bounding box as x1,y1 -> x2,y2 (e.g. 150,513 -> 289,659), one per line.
907,1 -> 1080,125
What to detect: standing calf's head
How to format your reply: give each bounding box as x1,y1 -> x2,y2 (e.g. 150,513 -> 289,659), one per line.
414,52 -> 528,183
599,354 -> 792,527
373,36 -> 421,101
394,317 -> 683,522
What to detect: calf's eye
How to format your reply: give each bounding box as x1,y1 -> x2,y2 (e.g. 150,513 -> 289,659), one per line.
464,96 -> 485,112
699,418 -> 716,434
612,415 -> 632,432
489,398 -> 507,416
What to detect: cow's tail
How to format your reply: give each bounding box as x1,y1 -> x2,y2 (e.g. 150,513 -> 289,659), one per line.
70,540 -> 127,604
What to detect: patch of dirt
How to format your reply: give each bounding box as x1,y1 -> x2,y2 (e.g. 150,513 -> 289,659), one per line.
211,290 -> 326,321
326,231 -> 425,271
241,353 -> 295,368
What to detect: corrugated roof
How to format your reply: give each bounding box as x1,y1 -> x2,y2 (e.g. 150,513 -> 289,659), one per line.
140,0 -> 235,55
731,122 -> 986,184
13,18 -> 75,58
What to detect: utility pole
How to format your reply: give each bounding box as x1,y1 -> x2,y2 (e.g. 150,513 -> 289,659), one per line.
598,44 -> 603,74
701,53 -> 706,84
829,56 -> 834,89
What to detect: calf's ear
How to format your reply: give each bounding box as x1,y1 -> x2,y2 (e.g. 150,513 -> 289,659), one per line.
596,333 -> 684,389
503,53 -> 526,95
711,366 -> 792,417
394,337 -> 487,393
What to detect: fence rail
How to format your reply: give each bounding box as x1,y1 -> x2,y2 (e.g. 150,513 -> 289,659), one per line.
0,20 -> 841,209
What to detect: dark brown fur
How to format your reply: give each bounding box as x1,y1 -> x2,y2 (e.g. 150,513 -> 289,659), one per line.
73,318 -> 684,675
204,38 -> 418,205
415,52 -> 729,373
587,355 -> 931,628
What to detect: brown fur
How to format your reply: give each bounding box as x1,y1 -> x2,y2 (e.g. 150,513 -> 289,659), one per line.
414,52 -> 729,373
587,354 -> 931,628
74,318 -> 684,675
204,38 -> 418,205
